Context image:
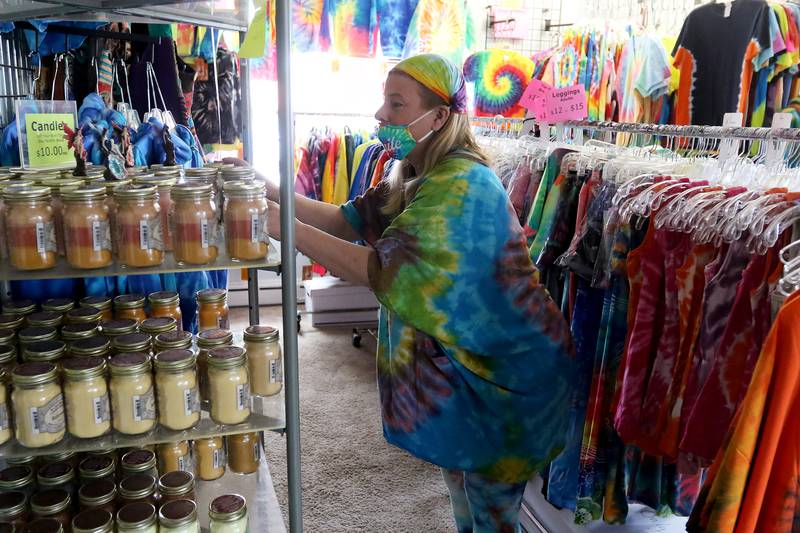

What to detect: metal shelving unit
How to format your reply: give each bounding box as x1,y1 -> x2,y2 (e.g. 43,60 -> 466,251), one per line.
0,2 -> 303,531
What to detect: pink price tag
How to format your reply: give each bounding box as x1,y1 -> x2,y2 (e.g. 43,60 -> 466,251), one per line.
519,79 -> 551,113
543,85 -> 588,122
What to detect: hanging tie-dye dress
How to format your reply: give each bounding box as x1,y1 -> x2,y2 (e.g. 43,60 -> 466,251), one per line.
340,155 -> 576,483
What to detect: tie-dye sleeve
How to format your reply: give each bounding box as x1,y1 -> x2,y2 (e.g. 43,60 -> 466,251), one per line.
340,181 -> 393,245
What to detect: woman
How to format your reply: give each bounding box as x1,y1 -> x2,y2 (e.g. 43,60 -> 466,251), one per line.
262,54 -> 575,532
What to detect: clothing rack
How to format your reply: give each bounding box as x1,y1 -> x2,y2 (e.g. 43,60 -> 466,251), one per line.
470,116 -> 800,142
294,111 -> 376,118
563,120 -> 800,141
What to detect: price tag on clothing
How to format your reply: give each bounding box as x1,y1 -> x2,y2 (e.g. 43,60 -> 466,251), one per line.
519,81 -> 588,123
544,85 -> 588,123
519,79 -> 550,121
719,112 -> 743,164
766,112 -> 792,167
24,113 -> 75,168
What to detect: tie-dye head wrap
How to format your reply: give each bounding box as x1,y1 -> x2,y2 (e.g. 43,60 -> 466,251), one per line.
393,53 -> 468,114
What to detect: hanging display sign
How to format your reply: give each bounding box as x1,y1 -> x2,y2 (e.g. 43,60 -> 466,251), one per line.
15,99 -> 78,169
519,79 -> 588,123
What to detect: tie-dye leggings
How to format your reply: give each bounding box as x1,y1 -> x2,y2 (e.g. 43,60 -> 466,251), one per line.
441,469 -> 527,533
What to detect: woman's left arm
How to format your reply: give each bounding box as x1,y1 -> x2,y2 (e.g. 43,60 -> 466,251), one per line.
269,201 -> 373,287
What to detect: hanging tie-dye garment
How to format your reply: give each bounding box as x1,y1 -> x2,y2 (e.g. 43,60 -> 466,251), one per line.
463,49 -> 535,118
320,0 -> 378,57
341,155 -> 576,483
402,0 -> 475,66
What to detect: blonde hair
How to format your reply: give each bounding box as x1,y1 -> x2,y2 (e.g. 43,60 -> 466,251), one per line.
381,79 -> 489,216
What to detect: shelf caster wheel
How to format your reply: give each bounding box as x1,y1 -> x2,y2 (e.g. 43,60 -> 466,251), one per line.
297,313 -> 301,333
352,331 -> 362,348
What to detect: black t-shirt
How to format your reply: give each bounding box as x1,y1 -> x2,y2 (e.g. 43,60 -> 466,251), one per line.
673,0 -> 773,125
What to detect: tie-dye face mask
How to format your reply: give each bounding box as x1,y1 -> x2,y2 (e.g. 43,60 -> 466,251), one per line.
377,108 -> 435,160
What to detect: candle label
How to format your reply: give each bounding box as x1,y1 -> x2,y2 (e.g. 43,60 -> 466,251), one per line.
184,387 -> 201,416
269,359 -> 282,384
139,218 -> 164,251
93,394 -> 111,424
35,221 -> 57,254
30,395 -> 65,434
213,448 -> 225,470
133,386 -> 157,422
236,383 -> 249,411
92,220 -> 112,252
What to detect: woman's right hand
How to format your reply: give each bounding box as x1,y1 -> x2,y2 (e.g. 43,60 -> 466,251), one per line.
222,157 -> 280,203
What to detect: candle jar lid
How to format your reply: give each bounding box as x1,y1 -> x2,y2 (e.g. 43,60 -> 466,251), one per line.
0,491 -> 27,518
209,494 -> 247,523
112,333 -> 152,354
221,167 -> 256,180
184,167 -> 218,178
70,336 -> 111,358
23,340 -> 66,363
0,328 -> 14,345
6,456 -> 36,467
79,456 -> 116,482
109,353 -> 151,377
78,479 -> 117,507
134,175 -> 177,188
80,296 -> 113,312
19,327 -> 58,344
0,465 -> 34,490
196,288 -> 227,303
30,489 -> 71,516
158,499 -> 197,529
223,180 -> 261,197
158,471 -> 195,497
154,349 -> 196,373
100,319 -> 138,337
61,185 -> 105,202
42,451 -> 77,464
243,325 -> 279,342
154,330 -> 192,350
171,182 -> 213,199
116,502 -> 157,531
121,450 -> 156,474
41,298 -> 75,313
139,317 -> 177,335
26,311 -> 63,329
114,294 -> 147,310
207,346 -> 246,370
13,362 -> 59,388
72,508 -> 113,533
0,344 -> 17,364
66,307 -> 102,324
62,356 -> 106,381
3,299 -> 36,316
90,178 -> 131,194
113,184 -> 157,200
119,474 -> 156,501
3,185 -> 50,202
148,291 -> 179,306
21,518 -> 64,533
196,328 -> 233,348
60,323 -> 98,341
37,462 -> 75,488
0,314 -> 24,330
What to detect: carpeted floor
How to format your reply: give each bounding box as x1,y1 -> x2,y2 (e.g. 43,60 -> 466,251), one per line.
232,306 -> 454,532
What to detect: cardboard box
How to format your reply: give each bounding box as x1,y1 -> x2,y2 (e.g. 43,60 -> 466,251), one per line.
304,276 -> 379,326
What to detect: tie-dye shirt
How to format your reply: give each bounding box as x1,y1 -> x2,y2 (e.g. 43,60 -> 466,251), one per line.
672,1 -> 773,126
340,155 -> 576,483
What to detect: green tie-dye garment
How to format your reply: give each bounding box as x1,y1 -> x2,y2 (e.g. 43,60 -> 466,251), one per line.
341,156 -> 576,483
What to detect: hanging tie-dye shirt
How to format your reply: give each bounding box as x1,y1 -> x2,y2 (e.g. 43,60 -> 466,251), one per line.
340,155 -> 576,483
